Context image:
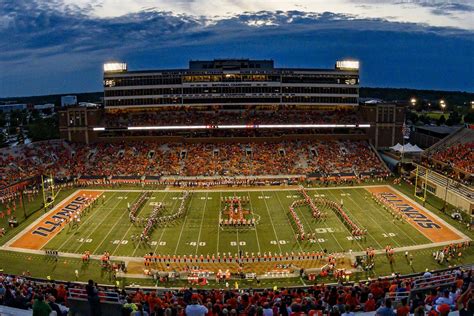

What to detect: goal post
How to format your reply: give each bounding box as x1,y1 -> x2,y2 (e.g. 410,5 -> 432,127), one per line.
41,174 -> 61,211
413,165 -> 428,202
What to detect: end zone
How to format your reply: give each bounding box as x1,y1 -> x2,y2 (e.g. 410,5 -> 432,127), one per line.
366,185 -> 469,243
5,190 -> 103,250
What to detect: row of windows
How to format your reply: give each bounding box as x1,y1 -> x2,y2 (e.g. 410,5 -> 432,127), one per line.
182,74 -> 281,82
104,75 -> 359,87
104,96 -> 358,107
104,86 -> 358,97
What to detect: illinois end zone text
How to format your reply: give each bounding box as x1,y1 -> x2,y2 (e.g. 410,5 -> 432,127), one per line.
32,196 -> 89,237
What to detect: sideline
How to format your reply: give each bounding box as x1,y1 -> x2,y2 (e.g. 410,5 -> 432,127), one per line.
2,185 -> 469,260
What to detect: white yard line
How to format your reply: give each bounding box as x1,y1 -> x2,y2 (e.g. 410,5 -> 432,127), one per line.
3,236 -> 466,264
260,191 -> 282,253
352,189 -> 418,246
299,191 -> 347,252
388,185 -> 471,241
68,193 -> 126,253
130,192 -> 170,257
327,190 -> 386,248
173,193 -> 194,255
3,185 -> 469,264
273,191 -> 305,252
246,192 -> 261,254
217,192 -> 222,254
315,189 -> 364,252
195,192 -> 208,255
90,193 -> 132,254
2,189 -> 80,248
52,193 -> 117,251
153,193 -> 181,255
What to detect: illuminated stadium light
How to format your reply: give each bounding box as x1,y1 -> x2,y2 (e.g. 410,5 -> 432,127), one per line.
103,62 -> 127,72
336,60 -> 360,70
128,126 -> 208,130
92,127 -> 105,131
121,124 -> 371,131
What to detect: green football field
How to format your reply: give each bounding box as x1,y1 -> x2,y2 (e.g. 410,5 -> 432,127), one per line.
42,187 -> 434,258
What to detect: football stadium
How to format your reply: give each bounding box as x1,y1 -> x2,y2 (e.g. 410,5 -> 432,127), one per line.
0,59 -> 473,315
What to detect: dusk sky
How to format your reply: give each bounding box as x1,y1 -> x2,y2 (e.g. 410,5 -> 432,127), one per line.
1,0 -> 473,97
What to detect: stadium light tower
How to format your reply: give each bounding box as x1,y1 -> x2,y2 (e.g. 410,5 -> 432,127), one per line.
410,98 -> 417,107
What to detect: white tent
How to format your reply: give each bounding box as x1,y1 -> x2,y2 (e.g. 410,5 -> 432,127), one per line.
390,143 -> 403,151
390,143 -> 423,153
411,144 -> 424,153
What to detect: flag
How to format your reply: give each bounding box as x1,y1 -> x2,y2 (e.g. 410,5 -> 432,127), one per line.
402,123 -> 410,139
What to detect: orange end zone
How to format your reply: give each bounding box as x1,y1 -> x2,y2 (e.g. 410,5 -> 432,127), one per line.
10,190 -> 102,250
366,186 -> 461,243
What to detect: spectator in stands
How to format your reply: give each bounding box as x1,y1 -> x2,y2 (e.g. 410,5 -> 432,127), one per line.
410,292 -> 425,314
32,295 -> 52,316
376,298 -> 395,316
47,295 -> 63,316
435,290 -> 454,309
86,279 -> 101,316
457,282 -> 474,313
341,304 -> 355,316
131,303 -> 149,316
185,294 -> 208,316
433,303 -> 451,316
0,284 -> 4,303
364,293 -> 376,312
396,298 -> 410,316
344,289 -> 359,311
123,297 -> 138,314
459,299 -> 474,316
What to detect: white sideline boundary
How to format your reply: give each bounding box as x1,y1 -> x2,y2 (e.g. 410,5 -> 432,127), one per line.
2,189 -> 80,248
1,185 -> 470,263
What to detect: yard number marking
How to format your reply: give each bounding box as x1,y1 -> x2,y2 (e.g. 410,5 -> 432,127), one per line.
150,241 -> 167,246
270,240 -> 287,245
346,236 -> 363,241
230,241 -> 246,246
310,239 -> 326,243
189,242 -> 206,246
112,240 -> 128,245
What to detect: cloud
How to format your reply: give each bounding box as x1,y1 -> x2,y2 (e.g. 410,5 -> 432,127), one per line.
0,1 -> 473,96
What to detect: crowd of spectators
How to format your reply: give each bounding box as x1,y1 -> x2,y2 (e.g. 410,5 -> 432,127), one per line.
0,267 -> 472,316
431,142 -> 473,175
0,140 -> 387,189
102,109 -> 361,128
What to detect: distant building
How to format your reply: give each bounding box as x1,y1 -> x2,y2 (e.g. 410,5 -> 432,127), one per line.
34,103 -> 55,111
0,103 -> 27,112
61,95 -> 77,107
78,102 -> 99,108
